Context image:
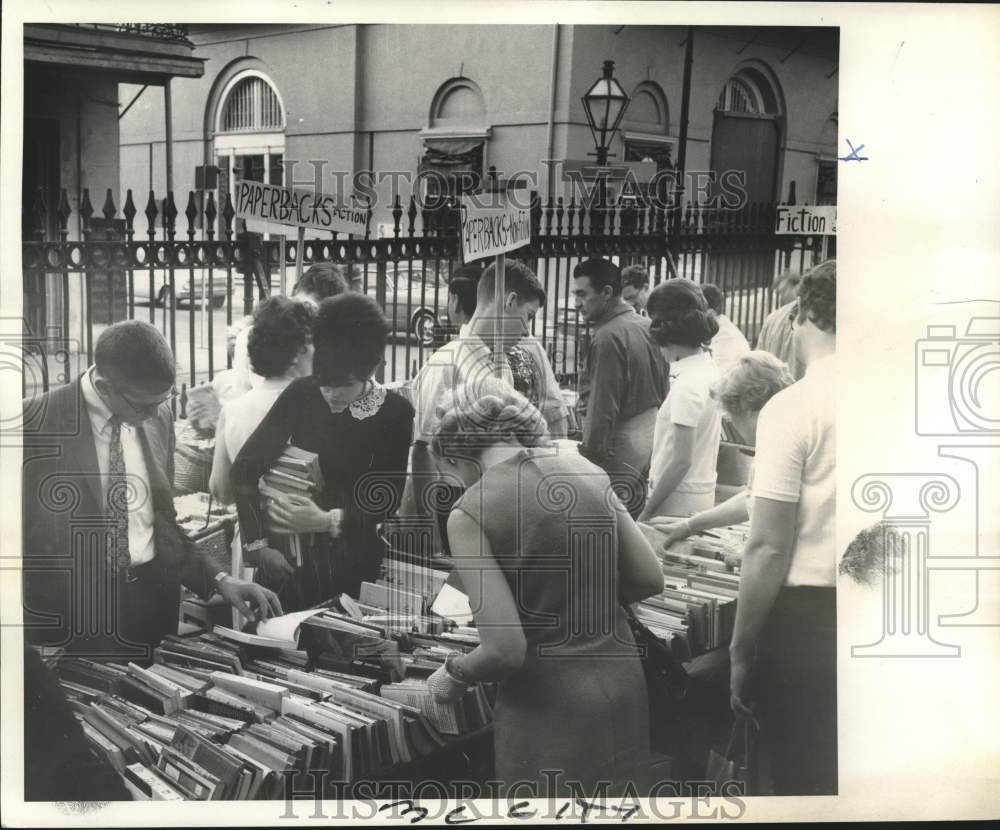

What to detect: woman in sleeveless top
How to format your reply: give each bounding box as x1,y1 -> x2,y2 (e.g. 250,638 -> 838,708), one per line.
426,382 -> 664,797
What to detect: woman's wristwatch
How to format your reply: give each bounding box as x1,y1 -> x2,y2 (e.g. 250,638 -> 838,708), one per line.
444,651 -> 474,685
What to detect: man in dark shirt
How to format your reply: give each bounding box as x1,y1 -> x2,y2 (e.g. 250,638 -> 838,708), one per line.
573,258 -> 668,517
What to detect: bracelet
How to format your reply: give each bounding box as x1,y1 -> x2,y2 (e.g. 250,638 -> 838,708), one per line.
328,509 -> 343,537
244,538 -> 267,553
444,651 -> 473,685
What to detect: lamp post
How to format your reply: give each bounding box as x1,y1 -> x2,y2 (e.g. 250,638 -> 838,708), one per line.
581,60 -> 630,233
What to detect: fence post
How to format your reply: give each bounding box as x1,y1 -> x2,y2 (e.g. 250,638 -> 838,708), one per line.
375,259 -> 388,384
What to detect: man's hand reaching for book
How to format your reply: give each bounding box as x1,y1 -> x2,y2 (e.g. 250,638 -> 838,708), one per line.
216,576 -> 283,622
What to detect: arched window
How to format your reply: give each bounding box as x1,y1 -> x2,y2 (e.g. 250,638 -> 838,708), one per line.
717,76 -> 763,113
212,69 -> 286,233
619,81 -> 673,206
420,78 -> 490,200
219,75 -> 284,132
429,77 -> 486,129
716,65 -> 783,116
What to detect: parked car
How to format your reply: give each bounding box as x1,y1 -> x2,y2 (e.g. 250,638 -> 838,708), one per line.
130,263 -> 449,344
131,271 -> 235,308
365,267 -> 450,345
541,302 -> 584,376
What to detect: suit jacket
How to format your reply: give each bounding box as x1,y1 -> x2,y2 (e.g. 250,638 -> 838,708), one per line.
22,377 -> 218,661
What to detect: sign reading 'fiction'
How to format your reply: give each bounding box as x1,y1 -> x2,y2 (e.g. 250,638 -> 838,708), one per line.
459,195 -> 531,263
775,205 -> 837,236
233,180 -> 367,236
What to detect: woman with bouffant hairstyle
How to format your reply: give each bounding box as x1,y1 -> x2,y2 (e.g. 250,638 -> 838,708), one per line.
231,294 -> 414,607
640,279 -> 724,520
426,381 -> 664,796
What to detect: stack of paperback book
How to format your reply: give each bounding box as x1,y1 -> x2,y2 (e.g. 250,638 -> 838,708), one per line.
55,595 -> 494,797
632,520 -> 748,661
259,446 -> 325,566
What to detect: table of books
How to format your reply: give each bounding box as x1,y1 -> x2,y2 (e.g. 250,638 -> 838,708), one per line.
51,555 -> 496,801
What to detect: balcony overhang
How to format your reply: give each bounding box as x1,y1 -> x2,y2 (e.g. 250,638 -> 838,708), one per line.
24,24 -> 205,84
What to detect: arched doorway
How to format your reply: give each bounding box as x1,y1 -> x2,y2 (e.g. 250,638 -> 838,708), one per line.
705,64 -> 786,337
709,65 -> 784,207
213,70 -> 285,234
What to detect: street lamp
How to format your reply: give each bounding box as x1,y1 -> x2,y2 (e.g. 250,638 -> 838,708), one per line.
581,60 -> 630,166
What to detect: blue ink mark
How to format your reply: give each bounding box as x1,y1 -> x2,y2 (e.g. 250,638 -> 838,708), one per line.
839,139 -> 869,162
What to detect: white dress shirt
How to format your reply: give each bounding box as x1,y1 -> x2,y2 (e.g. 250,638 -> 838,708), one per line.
709,314 -> 751,376
80,369 -> 156,566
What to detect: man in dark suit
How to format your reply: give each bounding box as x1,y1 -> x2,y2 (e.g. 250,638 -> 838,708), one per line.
22,320 -> 281,663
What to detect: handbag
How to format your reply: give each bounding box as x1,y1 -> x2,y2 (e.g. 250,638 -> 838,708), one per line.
706,716 -> 758,794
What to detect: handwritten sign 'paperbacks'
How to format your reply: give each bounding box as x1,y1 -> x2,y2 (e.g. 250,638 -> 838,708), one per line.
775,205 -> 837,236
234,180 -> 367,236
459,196 -> 531,263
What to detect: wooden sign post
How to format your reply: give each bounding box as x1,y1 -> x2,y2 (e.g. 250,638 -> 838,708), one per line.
295,226 -> 306,286
458,190 -> 531,378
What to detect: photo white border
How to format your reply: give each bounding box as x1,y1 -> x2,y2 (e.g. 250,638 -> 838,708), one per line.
2,1 -> 998,825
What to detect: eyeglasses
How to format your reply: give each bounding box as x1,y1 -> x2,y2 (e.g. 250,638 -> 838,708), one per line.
114,384 -> 178,414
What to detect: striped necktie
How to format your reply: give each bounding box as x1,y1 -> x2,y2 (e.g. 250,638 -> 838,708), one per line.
107,416 -> 132,570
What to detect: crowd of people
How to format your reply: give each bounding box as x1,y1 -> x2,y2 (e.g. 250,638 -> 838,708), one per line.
22,251 -> 837,798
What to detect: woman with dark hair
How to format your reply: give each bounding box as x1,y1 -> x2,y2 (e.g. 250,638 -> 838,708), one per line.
232,262 -> 351,395
210,296 -> 315,508
427,381 -> 663,796
639,279 -> 723,521
231,293 -> 414,606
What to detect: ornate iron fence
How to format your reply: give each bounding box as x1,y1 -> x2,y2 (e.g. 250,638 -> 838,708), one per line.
22,185 -> 826,402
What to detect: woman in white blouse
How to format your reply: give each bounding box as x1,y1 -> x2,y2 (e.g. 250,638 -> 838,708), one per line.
653,351 -> 796,546
639,279 -> 723,522
209,296 -> 316,505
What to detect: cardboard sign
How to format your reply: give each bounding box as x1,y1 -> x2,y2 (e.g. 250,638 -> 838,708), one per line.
459,195 -> 531,263
233,180 -> 367,235
775,205 -> 837,235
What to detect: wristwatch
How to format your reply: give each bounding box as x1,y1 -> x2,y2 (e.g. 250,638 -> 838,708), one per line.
244,538 -> 268,553
444,651 -> 473,685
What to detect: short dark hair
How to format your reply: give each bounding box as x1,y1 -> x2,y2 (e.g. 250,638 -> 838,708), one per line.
701,283 -> 725,314
451,262 -> 485,281
478,259 -> 546,307
573,258 -> 622,296
448,277 -> 479,319
621,264 -> 649,291
647,278 -> 720,348
247,296 -> 315,379
798,260 -> 836,333
311,293 -> 390,386
293,262 -> 350,301
95,320 -> 175,391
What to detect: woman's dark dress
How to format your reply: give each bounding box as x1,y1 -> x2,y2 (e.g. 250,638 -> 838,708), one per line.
231,377 -> 414,606
452,446 -> 651,796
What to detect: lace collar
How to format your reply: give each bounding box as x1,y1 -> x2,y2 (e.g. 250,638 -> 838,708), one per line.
349,379 -> 387,420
